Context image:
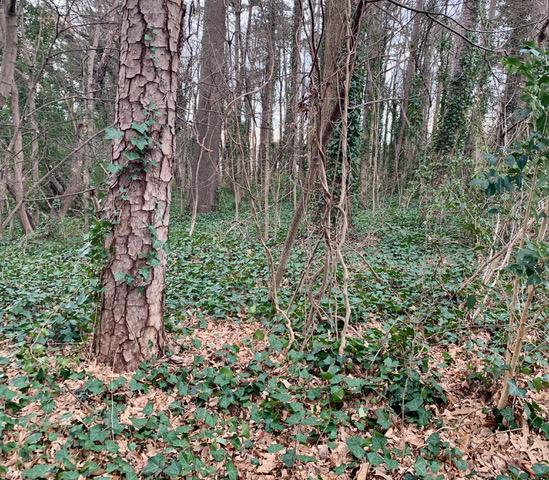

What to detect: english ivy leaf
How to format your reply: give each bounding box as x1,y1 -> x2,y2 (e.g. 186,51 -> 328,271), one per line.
142,453 -> 166,476
106,163 -> 122,174
131,135 -> 150,151
267,443 -> 285,453
508,379 -> 527,398
23,464 -> 54,479
414,456 -> 429,476
131,122 -> 149,135
405,395 -> 423,412
105,127 -> 123,140
346,435 -> 366,459
367,451 -> 384,466
225,459 -> 238,480
268,334 -> 285,352
89,425 -> 108,443
384,456 -> 400,470
376,408 -> 391,429
163,460 -> 180,477
330,385 -> 345,403
59,472 -> 79,480
533,463 -> 549,477
281,448 -> 296,468
114,271 -> 127,282
124,151 -> 141,161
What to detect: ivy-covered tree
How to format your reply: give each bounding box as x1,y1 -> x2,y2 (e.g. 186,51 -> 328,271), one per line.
433,0 -> 482,159
94,0 -> 185,372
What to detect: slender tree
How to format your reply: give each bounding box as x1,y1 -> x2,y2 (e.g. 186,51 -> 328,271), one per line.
273,0 -> 367,290
189,0 -> 226,214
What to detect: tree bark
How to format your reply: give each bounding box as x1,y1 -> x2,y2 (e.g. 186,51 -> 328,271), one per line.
188,0 -> 226,213
59,26 -> 101,219
7,82 -> 34,234
94,0 -> 184,372
392,0 -> 423,193
260,0 -> 276,240
0,0 -> 17,110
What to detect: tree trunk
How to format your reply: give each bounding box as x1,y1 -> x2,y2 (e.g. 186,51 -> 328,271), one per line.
94,0 -> 184,372
0,0 -> 17,109
7,82 -> 34,234
273,0 -> 367,290
392,0 -> 423,194
283,0 -> 302,202
433,0 -> 481,159
260,0 -> 276,240
59,26 -> 101,220
188,0 -> 226,214
495,0 -> 538,146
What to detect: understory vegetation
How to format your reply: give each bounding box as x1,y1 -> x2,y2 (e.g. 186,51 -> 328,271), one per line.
1,204 -> 547,479
1,0 -> 548,478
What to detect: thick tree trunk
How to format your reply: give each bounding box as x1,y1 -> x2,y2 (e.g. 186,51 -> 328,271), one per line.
0,0 -> 17,109
94,0 -> 184,372
360,5 -> 385,207
188,0 -> 226,213
433,0 -> 480,159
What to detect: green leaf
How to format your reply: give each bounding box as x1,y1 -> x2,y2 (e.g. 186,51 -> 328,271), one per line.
142,453 -> 166,476
376,408 -> 391,429
23,464 -> 54,479
105,127 -> 123,140
384,456 -> 400,470
226,459 -> 238,480
330,385 -> 345,403
267,443 -> 285,453
124,151 -> 141,161
163,460 -> 180,477
533,463 -> 549,477
252,328 -> 264,340
367,452 -> 384,466
89,425 -> 109,443
404,395 -> 423,412
414,456 -> 429,476
131,135 -> 150,151
106,163 -> 122,174
131,122 -> 150,134
281,448 -> 296,468
346,435 -> 366,459
268,334 -> 285,352
508,379 -> 527,398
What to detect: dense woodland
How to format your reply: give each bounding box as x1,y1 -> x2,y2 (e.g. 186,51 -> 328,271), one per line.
0,0 -> 548,478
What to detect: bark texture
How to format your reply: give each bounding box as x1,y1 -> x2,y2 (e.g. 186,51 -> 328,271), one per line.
7,82 -> 34,234
0,0 -> 17,109
94,0 -> 184,372
189,0 -> 226,213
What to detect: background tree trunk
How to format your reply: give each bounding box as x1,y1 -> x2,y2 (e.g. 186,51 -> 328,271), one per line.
189,0 -> 226,214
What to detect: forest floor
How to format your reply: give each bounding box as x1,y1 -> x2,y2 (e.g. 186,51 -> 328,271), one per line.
0,206 -> 547,479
